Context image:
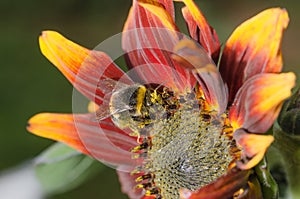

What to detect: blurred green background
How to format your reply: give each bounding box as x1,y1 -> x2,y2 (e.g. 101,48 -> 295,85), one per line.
0,0 -> 299,198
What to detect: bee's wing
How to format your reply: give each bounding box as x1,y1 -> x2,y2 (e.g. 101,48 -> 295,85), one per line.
173,39 -> 228,114
94,105 -> 112,121
95,104 -> 131,121
96,76 -> 134,102
94,78 -> 135,121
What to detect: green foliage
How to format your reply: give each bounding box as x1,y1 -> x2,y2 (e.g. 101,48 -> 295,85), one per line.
278,87 -> 300,136
34,142 -> 104,195
272,89 -> 300,199
272,122 -> 300,199
255,158 -> 279,199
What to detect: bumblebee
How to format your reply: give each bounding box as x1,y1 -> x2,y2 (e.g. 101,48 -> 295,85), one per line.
109,84 -> 148,130
106,83 -> 178,134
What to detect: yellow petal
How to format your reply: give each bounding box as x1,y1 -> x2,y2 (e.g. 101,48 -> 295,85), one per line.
234,129 -> 274,170
230,72 -> 296,133
220,8 -> 289,104
27,113 -> 90,155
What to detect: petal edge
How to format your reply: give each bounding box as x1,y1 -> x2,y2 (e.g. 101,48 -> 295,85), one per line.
220,8 -> 289,104
39,31 -> 129,105
229,72 -> 295,133
27,113 -> 137,167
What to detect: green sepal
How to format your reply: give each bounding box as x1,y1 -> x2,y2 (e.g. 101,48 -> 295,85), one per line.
254,158 -> 279,199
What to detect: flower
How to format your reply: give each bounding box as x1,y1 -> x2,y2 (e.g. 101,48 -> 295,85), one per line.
27,0 -> 295,198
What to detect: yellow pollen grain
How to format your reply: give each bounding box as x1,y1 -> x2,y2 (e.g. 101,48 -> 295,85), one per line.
138,98 -> 234,198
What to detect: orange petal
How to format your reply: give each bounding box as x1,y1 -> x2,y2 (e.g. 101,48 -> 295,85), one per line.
234,129 -> 274,170
220,8 -> 289,104
27,113 -> 137,167
39,31 -> 131,105
123,0 -> 194,93
27,113 -> 89,154
229,72 -> 295,133
179,169 -> 251,199
176,0 -> 220,61
173,39 -> 228,113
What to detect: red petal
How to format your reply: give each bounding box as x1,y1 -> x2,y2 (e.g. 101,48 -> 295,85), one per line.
173,39 -> 228,113
117,169 -> 144,199
180,169 -> 251,199
123,0 -> 194,93
229,72 -> 295,133
157,0 -> 175,20
27,113 -> 138,168
39,31 -> 133,105
220,8 -> 289,104
179,0 -> 220,61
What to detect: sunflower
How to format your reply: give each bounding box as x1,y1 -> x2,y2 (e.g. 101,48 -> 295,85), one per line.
27,0 -> 295,198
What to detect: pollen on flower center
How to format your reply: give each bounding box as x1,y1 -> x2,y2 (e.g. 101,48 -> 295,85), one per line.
128,89 -> 234,199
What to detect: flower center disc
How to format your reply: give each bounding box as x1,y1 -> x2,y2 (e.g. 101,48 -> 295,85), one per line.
131,91 -> 233,198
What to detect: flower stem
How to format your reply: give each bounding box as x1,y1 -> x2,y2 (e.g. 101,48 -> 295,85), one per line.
273,122 -> 300,199
254,158 -> 278,199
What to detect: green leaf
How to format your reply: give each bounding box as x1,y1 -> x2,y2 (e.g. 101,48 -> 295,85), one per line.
273,122 -> 300,199
34,142 -> 104,195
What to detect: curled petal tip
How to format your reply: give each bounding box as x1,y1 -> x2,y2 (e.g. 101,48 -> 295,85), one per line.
277,7 -> 289,28
39,30 -> 50,38
39,31 -> 68,52
234,130 -> 274,170
39,30 -> 56,38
